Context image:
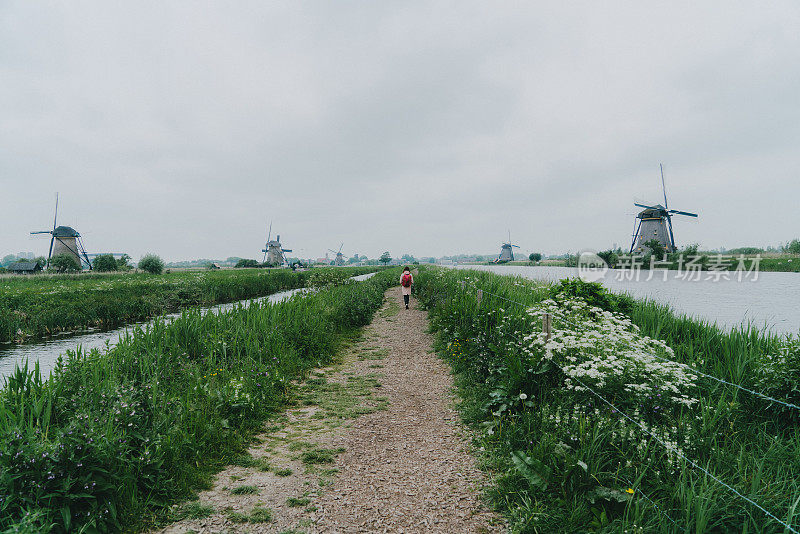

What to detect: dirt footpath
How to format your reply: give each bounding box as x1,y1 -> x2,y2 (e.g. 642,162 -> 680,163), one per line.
153,288 -> 501,533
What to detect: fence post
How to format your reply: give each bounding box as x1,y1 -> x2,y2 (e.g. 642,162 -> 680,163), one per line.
476,289 -> 483,304
542,313 -> 552,342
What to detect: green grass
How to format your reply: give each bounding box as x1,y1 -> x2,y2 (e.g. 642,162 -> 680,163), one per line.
0,268 -> 400,532
172,501 -> 215,521
226,505 -> 272,523
300,447 -> 345,465
274,468 -> 294,477
0,266 -> 383,343
230,485 -> 259,495
286,497 -> 311,507
414,266 -> 800,533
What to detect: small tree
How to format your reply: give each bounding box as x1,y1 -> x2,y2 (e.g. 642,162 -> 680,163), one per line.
529,252 -> 543,263
596,250 -> 617,268
116,254 -> 133,271
50,253 -> 81,273
786,239 -> 800,255
379,251 -> 392,265
92,254 -> 118,272
644,239 -> 666,258
138,254 -> 164,274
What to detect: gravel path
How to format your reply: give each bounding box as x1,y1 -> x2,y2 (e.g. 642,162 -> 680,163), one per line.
151,288 -> 501,533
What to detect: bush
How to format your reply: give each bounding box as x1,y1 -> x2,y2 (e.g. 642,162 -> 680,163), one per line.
550,278 -> 633,315
49,253 -> 81,273
116,254 -> 133,271
786,239 -> 800,254
138,254 -> 164,274
92,254 -> 118,272
235,259 -> 260,268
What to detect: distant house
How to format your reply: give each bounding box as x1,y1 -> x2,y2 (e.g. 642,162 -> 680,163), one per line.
8,261 -> 42,274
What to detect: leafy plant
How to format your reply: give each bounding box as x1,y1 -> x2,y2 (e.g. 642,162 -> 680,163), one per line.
92,254 -> 118,272
49,253 -> 80,273
138,254 -> 164,274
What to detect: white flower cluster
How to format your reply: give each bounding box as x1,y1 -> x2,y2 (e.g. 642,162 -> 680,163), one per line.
523,297 -> 699,412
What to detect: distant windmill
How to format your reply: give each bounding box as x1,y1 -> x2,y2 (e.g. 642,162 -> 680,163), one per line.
497,231 -> 520,263
31,193 -> 92,270
630,165 -> 698,253
261,222 -> 292,266
327,244 -> 345,266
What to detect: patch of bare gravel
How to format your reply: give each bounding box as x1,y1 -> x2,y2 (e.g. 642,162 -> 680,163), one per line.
150,288 -> 501,534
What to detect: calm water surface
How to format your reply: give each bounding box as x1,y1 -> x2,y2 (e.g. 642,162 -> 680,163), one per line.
455,265 -> 800,337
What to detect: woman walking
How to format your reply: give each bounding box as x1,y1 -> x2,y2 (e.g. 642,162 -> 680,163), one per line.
400,267 -> 414,309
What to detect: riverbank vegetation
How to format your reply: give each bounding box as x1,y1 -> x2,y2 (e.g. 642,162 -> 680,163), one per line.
414,266 -> 799,532
0,267 -> 399,532
0,266 -> 382,344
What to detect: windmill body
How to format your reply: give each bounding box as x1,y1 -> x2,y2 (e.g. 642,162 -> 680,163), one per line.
261,223 -> 292,267
631,206 -> 675,253
498,243 -> 515,262
328,244 -> 345,266
496,232 -> 520,263
629,165 -> 698,254
31,194 -> 92,270
51,226 -> 82,265
263,234 -> 291,267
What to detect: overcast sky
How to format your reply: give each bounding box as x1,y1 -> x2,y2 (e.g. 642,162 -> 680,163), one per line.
2,2 -> 799,262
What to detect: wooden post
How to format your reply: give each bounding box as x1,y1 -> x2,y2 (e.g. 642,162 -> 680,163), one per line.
476,289 -> 483,304
542,313 -> 552,342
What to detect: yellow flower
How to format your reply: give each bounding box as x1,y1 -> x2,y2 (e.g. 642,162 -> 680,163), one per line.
626,488 -> 635,494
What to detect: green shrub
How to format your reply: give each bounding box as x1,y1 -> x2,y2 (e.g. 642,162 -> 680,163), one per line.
49,253 -> 81,273
235,259 -> 260,268
550,278 -> 633,315
138,254 -> 164,274
92,254 -> 118,272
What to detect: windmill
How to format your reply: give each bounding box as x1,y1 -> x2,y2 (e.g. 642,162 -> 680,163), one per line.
630,164 -> 698,254
31,193 -> 92,270
496,231 -> 520,263
261,222 -> 292,266
327,244 -> 345,266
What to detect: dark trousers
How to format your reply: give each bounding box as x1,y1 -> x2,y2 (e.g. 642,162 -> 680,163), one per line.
403,294 -> 410,307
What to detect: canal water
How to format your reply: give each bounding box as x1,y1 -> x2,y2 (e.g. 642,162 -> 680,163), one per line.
454,265 -> 799,337
0,272 -> 379,383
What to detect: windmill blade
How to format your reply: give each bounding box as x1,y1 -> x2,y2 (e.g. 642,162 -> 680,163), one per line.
30,231 -> 52,235
47,236 -> 55,265
511,244 -> 520,248
338,243 -> 343,254
282,249 -> 292,253
660,163 -> 669,210
668,209 -> 698,218
630,218 -> 643,253
53,192 -> 59,231
634,202 -> 661,210
666,215 -> 676,251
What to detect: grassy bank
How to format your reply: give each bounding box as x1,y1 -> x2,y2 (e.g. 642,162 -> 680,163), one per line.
0,266 -> 382,344
0,268 -> 399,532
414,267 -> 800,533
